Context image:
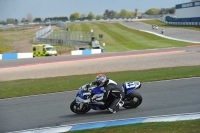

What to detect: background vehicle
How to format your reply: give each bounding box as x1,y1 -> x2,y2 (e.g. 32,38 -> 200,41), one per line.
32,44 -> 57,57
70,81 -> 142,114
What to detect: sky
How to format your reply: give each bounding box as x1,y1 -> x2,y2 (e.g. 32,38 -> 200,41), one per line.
0,0 -> 189,21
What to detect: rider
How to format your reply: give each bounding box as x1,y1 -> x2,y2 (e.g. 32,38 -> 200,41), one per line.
87,74 -> 125,113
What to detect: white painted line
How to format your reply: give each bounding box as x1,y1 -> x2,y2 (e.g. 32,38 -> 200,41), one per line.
0,90 -> 76,100
6,125 -> 73,133
139,30 -> 200,44
143,116 -> 180,122
143,113 -> 200,123
7,112 -> 200,133
178,114 -> 200,121
67,112 -> 200,128
144,76 -> 200,84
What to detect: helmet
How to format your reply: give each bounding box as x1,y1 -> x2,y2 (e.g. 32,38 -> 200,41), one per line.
96,74 -> 107,86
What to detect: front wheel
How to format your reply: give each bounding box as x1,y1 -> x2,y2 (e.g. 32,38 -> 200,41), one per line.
70,101 -> 91,114
123,91 -> 142,109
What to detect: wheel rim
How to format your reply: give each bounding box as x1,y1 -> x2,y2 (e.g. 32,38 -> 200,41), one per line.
72,103 -> 90,113
130,97 -> 140,106
124,96 -> 141,108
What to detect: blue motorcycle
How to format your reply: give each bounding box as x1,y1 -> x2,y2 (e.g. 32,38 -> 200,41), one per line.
70,81 -> 142,114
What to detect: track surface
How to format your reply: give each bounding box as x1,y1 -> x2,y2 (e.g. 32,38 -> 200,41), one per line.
0,77 -> 200,132
0,46 -> 200,68
0,46 -> 200,81
120,22 -> 200,42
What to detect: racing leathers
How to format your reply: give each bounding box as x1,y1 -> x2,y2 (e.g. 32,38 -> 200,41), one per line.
90,78 -> 125,113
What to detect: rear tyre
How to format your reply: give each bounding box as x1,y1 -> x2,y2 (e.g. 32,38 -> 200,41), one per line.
123,91 -> 142,109
70,101 -> 91,114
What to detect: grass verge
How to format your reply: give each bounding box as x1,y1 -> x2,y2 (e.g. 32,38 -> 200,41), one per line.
0,26 -> 37,53
67,22 -> 191,52
139,20 -> 200,31
0,65 -> 200,99
67,119 -> 200,133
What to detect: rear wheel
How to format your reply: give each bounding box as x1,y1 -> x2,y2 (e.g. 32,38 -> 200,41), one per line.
123,91 -> 142,109
70,101 -> 91,114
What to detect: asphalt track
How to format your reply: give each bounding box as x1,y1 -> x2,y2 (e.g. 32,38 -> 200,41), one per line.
0,46 -> 200,81
120,21 -> 200,42
0,77 -> 200,132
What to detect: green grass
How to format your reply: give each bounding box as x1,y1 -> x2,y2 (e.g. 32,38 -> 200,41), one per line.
0,27 -> 36,53
68,119 -> 200,133
0,66 -> 200,99
0,26 -> 35,32
139,20 -> 200,31
67,22 -> 192,52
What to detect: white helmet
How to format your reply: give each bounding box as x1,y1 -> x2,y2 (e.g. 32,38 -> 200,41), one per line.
96,74 -> 107,86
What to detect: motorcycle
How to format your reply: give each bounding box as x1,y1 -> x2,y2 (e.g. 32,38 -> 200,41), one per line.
70,81 -> 142,114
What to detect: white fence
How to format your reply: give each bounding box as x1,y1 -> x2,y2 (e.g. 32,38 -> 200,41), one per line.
35,25 -> 52,38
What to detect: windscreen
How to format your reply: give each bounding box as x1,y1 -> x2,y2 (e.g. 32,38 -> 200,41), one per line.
45,47 -> 54,51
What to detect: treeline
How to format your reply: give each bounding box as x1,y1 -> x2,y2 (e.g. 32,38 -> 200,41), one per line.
69,9 -> 138,20
0,7 -> 175,24
145,7 -> 175,15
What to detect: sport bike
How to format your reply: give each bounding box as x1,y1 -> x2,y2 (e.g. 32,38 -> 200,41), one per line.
70,81 -> 142,114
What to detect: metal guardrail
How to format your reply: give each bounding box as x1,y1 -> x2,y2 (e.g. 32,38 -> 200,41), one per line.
33,23 -> 92,46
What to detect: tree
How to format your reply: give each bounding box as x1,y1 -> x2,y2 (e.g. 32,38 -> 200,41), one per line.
96,15 -> 103,19
87,12 -> 95,19
0,20 -> 6,24
6,18 -> 15,24
109,10 -> 117,18
168,7 -> 175,14
26,13 -> 33,22
118,9 -> 129,18
53,17 -> 59,21
33,18 -> 42,22
21,17 -> 28,22
70,12 -> 79,20
104,9 -> 110,18
103,9 -> 117,18
145,8 -> 159,15
158,7 -> 175,15
14,19 -> 18,24
80,14 -> 86,18
130,12 -> 135,17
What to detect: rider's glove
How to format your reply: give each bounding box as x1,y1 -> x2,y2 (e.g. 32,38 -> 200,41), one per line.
90,98 -> 95,103
86,84 -> 90,89
92,81 -> 96,85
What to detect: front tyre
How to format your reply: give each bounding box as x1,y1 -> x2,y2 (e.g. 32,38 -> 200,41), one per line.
123,91 -> 142,109
70,101 -> 91,114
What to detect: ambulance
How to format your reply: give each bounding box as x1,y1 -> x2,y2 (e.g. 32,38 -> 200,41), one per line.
32,44 -> 57,57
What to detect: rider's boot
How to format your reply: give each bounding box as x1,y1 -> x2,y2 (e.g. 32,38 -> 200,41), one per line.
118,100 -> 124,108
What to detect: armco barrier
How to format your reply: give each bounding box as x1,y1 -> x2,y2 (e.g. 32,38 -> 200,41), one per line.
17,53 -> 34,59
2,53 -> 17,60
98,45 -> 104,53
71,49 -> 102,55
0,53 -> 33,60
